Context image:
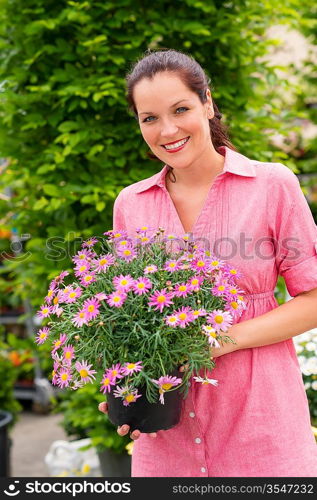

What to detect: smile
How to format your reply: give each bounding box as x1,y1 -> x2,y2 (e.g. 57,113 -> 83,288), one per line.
161,136 -> 190,152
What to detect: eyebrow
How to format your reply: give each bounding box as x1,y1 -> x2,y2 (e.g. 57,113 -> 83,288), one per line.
138,99 -> 191,116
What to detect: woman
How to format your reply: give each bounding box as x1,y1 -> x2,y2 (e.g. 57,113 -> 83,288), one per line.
99,49 -> 317,477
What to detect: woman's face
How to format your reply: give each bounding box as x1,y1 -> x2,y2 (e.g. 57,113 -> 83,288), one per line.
133,72 -> 214,171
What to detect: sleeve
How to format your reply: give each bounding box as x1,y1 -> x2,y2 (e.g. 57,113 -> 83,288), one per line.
112,189 -> 128,232
268,163 -> 317,297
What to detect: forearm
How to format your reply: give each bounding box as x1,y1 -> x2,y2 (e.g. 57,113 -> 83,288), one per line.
230,287 -> 317,350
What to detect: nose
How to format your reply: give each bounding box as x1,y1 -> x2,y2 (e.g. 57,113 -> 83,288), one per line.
160,118 -> 179,139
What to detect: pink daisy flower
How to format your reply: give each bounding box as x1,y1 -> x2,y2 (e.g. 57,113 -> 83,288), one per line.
80,272 -> 96,287
174,306 -> 194,328
95,292 -> 107,301
225,286 -> 244,301
35,327 -> 50,345
191,257 -> 211,273
45,288 -> 56,304
164,314 -> 179,327
207,310 -> 233,333
56,367 -> 72,388
83,297 -> 100,320
116,246 -> 137,262
63,344 -> 75,364
163,260 -> 181,272
173,282 -> 191,298
113,274 -> 134,292
193,376 -> 218,386
202,325 -> 221,347
104,363 -> 123,383
106,291 -> 127,308
74,261 -> 91,277
121,361 -> 143,376
51,271 -> 69,288
65,287 -> 82,303
51,360 -> 61,386
71,309 -> 89,327
72,248 -> 94,265
144,264 -> 158,274
132,277 -> 152,295
52,334 -> 67,354
82,237 -> 99,248
113,385 -> 142,406
152,375 -> 182,404
191,308 -> 207,319
100,374 -> 116,394
75,360 -> 97,384
212,283 -> 229,297
223,264 -> 243,281
148,288 -> 174,313
37,305 -> 52,318
104,229 -> 128,241
187,275 -> 204,292
92,253 -> 115,272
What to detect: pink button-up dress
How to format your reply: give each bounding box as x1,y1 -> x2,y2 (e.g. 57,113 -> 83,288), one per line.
113,146 -> 317,477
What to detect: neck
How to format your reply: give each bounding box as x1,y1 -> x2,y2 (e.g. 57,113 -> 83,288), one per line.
166,146 -> 225,189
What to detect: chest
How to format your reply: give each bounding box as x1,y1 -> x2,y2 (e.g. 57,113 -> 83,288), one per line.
167,186 -> 211,233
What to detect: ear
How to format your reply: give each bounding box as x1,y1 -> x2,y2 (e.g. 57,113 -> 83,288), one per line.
205,89 -> 214,119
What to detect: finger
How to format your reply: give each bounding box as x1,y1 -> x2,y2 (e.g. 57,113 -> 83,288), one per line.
98,402 -> 108,414
179,363 -> 189,372
117,425 -> 130,436
130,429 -> 141,440
149,432 -> 157,438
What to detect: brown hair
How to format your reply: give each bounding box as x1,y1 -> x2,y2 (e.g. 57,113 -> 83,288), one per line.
126,49 -> 236,181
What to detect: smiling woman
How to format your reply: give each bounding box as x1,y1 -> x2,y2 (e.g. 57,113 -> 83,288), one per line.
98,49 -> 317,478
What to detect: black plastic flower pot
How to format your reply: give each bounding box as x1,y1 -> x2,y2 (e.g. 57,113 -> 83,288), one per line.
0,410 -> 12,477
106,374 -> 185,433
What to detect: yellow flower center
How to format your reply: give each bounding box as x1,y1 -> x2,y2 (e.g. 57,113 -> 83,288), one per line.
40,333 -> 47,339
79,265 -> 87,272
111,370 -> 118,377
103,378 -> 111,386
127,363 -> 136,370
87,305 -> 95,312
169,317 -> 177,322
179,313 -> 187,320
230,288 -> 237,295
55,340 -> 61,348
208,331 -> 217,338
157,295 -> 166,303
125,394 -> 135,403
162,383 -> 173,391
114,233 -> 122,238
69,292 -> 76,298
47,290 -> 53,297
123,250 -> 131,255
197,261 -> 205,267
218,285 -> 225,291
191,279 -> 199,285
193,311 -> 200,316
119,240 -> 128,246
79,312 -> 85,318
84,276 -> 92,282
230,269 -> 237,275
79,254 -> 85,260
65,351 -> 71,358
211,260 -> 219,266
99,259 -> 107,265
113,296 -> 120,302
137,283 -> 145,289
179,286 -> 187,292
79,369 -> 88,378
169,263 -> 176,268
61,373 -> 69,381
231,301 -> 238,309
120,279 -> 128,285
42,308 -> 49,314
53,297 -> 59,305
141,237 -> 149,242
214,315 -> 224,324
141,226 -> 148,230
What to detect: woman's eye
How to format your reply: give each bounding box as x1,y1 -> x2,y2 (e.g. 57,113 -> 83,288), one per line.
176,107 -> 188,114
143,115 -> 156,123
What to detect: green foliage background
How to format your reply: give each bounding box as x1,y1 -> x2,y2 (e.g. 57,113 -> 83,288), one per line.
0,0 -> 304,308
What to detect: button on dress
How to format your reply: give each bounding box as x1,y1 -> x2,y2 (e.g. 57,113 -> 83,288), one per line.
113,146 -> 317,477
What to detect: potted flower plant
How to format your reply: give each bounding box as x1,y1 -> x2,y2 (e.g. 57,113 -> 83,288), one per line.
36,227 -> 245,433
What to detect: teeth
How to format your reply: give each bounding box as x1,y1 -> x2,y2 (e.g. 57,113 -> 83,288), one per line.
164,137 -> 189,150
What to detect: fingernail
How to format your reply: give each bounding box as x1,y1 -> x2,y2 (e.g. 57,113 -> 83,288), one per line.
121,425 -> 129,432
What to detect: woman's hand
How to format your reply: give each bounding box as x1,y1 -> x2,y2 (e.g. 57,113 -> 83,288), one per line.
98,402 -> 157,440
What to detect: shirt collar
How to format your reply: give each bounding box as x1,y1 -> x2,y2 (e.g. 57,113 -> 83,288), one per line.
135,145 -> 256,194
